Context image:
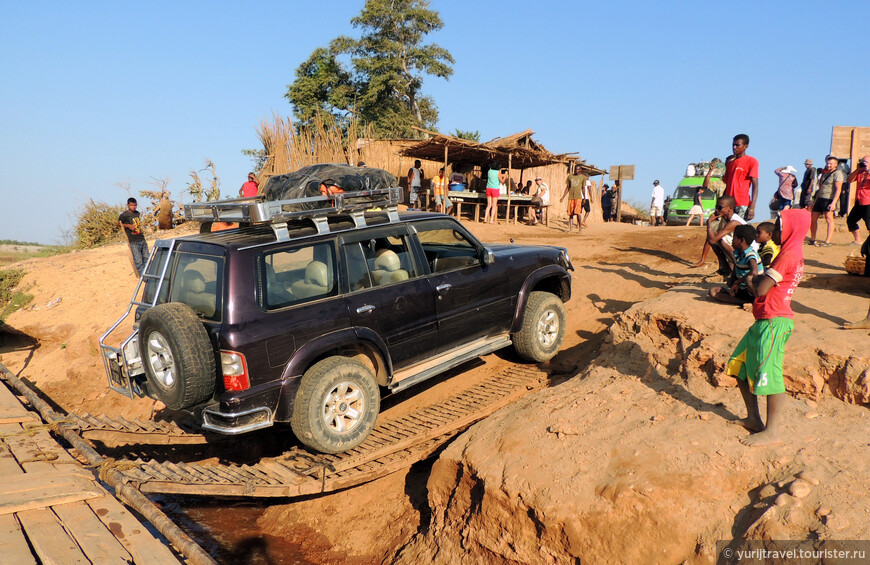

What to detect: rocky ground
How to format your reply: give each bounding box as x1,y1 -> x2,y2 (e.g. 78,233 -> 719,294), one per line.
1,215 -> 868,564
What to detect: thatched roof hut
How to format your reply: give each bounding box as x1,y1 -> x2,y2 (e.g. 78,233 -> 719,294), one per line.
398,128 -> 605,177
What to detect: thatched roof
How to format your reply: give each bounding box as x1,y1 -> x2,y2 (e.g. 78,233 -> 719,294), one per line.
399,127 -> 606,175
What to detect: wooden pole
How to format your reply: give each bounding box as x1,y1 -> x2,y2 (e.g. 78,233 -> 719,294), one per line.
849,128 -> 858,212
506,153 -> 513,224
615,167 -> 623,223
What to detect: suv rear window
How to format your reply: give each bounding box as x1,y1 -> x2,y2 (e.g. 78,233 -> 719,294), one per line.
141,251 -> 224,321
262,243 -> 337,309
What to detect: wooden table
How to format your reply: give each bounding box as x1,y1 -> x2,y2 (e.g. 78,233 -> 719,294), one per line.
447,191 -> 541,224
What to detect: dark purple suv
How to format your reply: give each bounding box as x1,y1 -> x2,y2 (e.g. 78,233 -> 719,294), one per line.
101,200 -> 572,453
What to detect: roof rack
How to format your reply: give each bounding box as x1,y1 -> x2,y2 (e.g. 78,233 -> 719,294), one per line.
184,187 -> 403,240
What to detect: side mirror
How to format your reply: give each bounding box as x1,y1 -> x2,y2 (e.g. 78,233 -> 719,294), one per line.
481,248 -> 495,266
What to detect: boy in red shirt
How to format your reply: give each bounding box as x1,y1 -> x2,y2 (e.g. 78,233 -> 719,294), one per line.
726,208 -> 810,447
723,134 -> 760,220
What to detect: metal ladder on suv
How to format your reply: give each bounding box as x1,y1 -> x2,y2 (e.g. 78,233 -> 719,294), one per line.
98,239 -> 176,398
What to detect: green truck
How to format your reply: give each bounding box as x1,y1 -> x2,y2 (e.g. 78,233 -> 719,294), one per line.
664,176 -> 722,226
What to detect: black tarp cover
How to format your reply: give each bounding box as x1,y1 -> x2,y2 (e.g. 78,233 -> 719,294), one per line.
263,164 -> 397,202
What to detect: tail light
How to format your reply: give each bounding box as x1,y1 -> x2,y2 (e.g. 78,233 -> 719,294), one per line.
220,351 -> 250,391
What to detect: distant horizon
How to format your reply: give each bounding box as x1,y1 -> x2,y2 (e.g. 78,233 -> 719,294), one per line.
2,1 -> 868,244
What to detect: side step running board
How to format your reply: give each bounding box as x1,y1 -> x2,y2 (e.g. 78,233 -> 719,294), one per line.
389,334 -> 512,393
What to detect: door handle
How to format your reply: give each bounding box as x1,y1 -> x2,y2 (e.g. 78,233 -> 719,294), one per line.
356,304 -> 375,315
436,283 -> 452,293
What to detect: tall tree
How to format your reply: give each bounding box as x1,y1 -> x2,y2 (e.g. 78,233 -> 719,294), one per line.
285,0 -> 453,138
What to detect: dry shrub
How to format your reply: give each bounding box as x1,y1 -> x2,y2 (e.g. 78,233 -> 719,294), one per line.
187,159 -> 221,202
256,113 -> 373,186
73,200 -> 125,249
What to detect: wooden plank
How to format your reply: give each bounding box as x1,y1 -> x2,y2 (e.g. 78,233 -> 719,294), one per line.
2,426 -> 56,474
86,495 -> 180,565
18,508 -> 91,565
0,382 -> 31,420
0,414 -> 40,424
0,473 -> 104,516
0,514 -> 37,565
53,501 -> 134,563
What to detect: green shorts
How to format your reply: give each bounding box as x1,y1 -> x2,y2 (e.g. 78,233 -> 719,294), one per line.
727,317 -> 793,395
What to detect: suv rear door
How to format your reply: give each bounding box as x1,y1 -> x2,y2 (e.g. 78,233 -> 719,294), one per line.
339,226 -> 438,369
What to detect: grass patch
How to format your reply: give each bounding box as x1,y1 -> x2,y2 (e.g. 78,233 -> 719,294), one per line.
0,268 -> 30,320
1,291 -> 34,321
0,245 -> 70,268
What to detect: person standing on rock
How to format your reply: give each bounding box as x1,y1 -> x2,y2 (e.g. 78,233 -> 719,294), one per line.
118,197 -> 149,277
845,155 -> 870,245
726,208 -> 810,447
723,134 -> 759,220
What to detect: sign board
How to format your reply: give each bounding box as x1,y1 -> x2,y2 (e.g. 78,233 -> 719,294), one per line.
609,165 -> 635,181
831,126 -> 870,160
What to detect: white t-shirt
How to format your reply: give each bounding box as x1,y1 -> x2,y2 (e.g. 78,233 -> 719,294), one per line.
582,180 -> 592,200
721,213 -> 760,251
537,182 -> 550,205
651,185 -> 665,208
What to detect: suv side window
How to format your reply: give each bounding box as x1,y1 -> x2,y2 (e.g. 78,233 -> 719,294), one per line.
415,222 -> 480,273
343,234 -> 418,291
262,243 -> 336,309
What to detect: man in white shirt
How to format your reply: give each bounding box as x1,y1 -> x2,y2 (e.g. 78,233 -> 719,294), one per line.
650,180 -> 665,226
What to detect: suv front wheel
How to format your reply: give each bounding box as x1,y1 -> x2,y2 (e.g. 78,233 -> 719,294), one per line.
291,357 -> 380,454
512,291 -> 566,363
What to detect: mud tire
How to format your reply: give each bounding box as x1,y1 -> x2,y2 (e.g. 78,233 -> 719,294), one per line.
512,291 -> 566,363
138,302 -> 216,410
291,357 -> 380,454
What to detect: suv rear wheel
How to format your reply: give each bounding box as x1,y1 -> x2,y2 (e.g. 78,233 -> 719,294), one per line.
138,303 -> 216,410
291,357 -> 380,454
512,291 -> 566,363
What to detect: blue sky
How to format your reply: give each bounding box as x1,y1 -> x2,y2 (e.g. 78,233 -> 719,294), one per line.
2,1 -> 867,244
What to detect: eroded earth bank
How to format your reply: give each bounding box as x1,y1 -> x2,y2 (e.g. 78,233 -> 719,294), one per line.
1,220 -> 868,563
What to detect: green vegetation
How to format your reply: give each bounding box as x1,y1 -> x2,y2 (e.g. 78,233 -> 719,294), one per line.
0,245 -> 69,268
0,268 -> 32,321
286,0 -> 454,138
73,200 -> 125,249
452,129 -> 481,142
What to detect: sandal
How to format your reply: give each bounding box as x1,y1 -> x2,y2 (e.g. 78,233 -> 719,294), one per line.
818,241 -> 831,247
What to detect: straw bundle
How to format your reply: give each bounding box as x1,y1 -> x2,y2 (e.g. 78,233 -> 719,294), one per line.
845,252 -> 866,275
256,113 -> 373,190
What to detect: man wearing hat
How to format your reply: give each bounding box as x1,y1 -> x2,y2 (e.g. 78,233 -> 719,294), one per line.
650,180 -> 665,226
529,176 -> 549,225
773,165 -> 797,211
799,159 -> 816,209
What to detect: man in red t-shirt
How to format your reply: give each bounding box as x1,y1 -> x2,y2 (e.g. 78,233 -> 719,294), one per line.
239,172 -> 259,197
846,155 -> 870,244
722,134 -> 760,220
726,208 -> 810,447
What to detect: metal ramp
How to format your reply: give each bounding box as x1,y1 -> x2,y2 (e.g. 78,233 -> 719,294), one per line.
79,366 -> 547,498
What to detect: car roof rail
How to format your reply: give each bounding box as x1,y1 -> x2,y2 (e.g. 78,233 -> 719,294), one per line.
184,187 -> 402,241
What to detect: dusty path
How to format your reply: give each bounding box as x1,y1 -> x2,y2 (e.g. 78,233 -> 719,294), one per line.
0,216 -> 867,563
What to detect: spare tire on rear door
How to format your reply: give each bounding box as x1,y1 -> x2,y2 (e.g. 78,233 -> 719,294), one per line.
138,302 -> 216,410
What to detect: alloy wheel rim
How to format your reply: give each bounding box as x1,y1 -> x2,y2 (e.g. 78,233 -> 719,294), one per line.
537,309 -> 559,347
145,331 -> 176,388
322,381 -> 364,434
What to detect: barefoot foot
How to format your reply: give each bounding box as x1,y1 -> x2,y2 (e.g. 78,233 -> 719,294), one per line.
730,417 -> 764,433
740,429 -> 782,447
844,318 -> 870,330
